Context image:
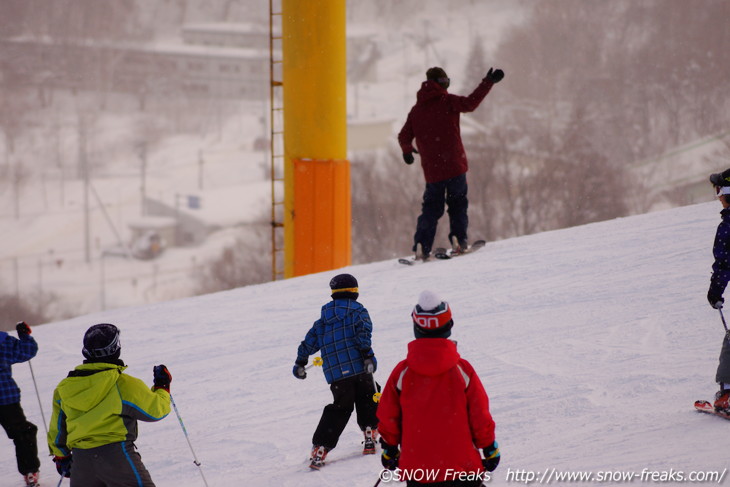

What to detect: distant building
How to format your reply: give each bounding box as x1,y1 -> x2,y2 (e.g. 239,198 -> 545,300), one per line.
0,23 -> 270,100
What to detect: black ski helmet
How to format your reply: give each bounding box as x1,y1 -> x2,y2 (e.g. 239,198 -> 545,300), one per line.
329,273 -> 359,300
82,323 -> 121,360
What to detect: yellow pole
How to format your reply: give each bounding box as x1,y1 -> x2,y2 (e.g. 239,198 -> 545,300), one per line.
282,0 -> 349,278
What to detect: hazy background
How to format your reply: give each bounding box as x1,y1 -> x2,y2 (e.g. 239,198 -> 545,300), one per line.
1,0 -> 729,326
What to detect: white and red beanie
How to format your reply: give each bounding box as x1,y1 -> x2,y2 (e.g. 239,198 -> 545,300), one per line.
412,290 -> 454,339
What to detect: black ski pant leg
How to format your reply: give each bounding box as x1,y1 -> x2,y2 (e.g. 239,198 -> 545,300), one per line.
0,402 -> 40,475
312,376 -> 357,450
71,441 -> 156,487
353,373 -> 379,432
414,181 -> 446,255
445,174 -> 469,245
716,335 -> 730,384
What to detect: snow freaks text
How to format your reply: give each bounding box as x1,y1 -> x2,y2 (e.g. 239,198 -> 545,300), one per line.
378,468 -> 491,483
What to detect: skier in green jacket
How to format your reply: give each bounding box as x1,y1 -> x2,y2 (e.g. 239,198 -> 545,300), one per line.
48,323 -> 172,486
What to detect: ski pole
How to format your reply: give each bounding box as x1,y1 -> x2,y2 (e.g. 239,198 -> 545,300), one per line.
28,359 -> 49,438
170,394 -> 209,487
56,475 -> 64,487
373,478 -> 382,487
371,372 -> 381,403
305,356 -> 323,370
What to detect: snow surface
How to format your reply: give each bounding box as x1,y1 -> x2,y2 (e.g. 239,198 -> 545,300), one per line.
3,200 -> 729,486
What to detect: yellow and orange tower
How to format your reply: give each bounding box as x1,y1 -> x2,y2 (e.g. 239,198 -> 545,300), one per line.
282,0 -> 350,278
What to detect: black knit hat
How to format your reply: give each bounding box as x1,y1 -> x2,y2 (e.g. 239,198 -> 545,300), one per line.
330,273 -> 359,300
426,67 -> 450,89
412,290 -> 453,339
82,323 -> 121,361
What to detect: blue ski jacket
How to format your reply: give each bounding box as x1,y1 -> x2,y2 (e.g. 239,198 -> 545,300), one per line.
297,299 -> 375,384
710,207 -> 730,300
0,331 -> 38,405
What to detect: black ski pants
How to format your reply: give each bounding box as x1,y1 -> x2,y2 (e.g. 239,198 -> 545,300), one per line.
716,334 -> 730,384
0,402 -> 40,476
312,373 -> 379,449
413,173 -> 469,256
71,441 -> 156,487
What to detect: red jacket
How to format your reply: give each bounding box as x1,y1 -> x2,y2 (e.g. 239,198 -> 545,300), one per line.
398,79 -> 494,184
377,339 -> 496,482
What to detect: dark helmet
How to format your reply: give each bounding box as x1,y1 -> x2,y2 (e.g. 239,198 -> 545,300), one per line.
82,323 -> 121,360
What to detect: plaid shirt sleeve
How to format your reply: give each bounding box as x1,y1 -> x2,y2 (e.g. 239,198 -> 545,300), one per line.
0,333 -> 39,405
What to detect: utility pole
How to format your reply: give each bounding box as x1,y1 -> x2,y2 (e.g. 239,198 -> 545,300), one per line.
198,149 -> 204,190
79,116 -> 91,264
138,141 -> 147,215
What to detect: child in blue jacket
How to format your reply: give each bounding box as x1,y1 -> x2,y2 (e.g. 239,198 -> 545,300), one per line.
292,274 -> 379,469
0,322 -> 41,487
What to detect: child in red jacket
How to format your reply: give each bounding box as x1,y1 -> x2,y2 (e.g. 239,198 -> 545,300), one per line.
376,291 -> 499,486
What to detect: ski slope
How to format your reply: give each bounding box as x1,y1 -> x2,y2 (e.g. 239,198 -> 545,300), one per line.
3,201 -> 729,487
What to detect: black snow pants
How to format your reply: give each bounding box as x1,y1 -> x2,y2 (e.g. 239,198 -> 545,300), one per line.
0,402 -> 40,476
71,441 -> 155,487
413,173 -> 469,256
716,335 -> 730,385
312,373 -> 379,449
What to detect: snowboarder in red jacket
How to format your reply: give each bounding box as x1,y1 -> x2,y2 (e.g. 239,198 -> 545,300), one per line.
376,291 -> 499,486
398,66 -> 503,260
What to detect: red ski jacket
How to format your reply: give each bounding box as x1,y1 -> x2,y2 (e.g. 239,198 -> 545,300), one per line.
398,79 -> 494,184
377,338 -> 496,482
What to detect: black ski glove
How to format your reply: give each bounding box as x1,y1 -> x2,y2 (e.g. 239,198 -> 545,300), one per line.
482,441 -> 500,472
362,349 -> 377,374
484,67 -> 504,83
293,357 -> 307,380
54,455 -> 72,477
708,289 -> 725,309
380,439 -> 400,470
153,364 -> 172,392
16,321 -> 31,337
403,149 -> 418,165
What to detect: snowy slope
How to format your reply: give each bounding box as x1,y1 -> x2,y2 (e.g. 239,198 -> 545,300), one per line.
3,201 -> 729,486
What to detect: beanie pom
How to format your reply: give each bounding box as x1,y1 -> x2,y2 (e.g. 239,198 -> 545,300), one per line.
417,290 -> 443,311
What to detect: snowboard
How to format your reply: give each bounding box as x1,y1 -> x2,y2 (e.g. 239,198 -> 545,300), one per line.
434,239 -> 486,260
694,400 -> 730,420
398,240 -> 486,265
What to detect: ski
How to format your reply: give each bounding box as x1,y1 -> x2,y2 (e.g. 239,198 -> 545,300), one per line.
694,400 -> 730,420
434,240 -> 486,260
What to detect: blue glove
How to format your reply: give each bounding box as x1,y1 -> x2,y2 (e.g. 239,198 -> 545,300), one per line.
380,439 -> 400,471
153,365 -> 172,391
482,441 -> 500,472
54,455 -> 72,477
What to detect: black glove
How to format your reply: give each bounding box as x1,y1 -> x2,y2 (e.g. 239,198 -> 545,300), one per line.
54,455 -> 72,477
153,365 -> 172,391
380,439 -> 400,470
362,349 -> 377,374
485,67 -> 504,83
293,357 -> 307,380
402,149 -> 418,165
708,290 -> 725,309
482,441 -> 500,472
16,321 -> 31,337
